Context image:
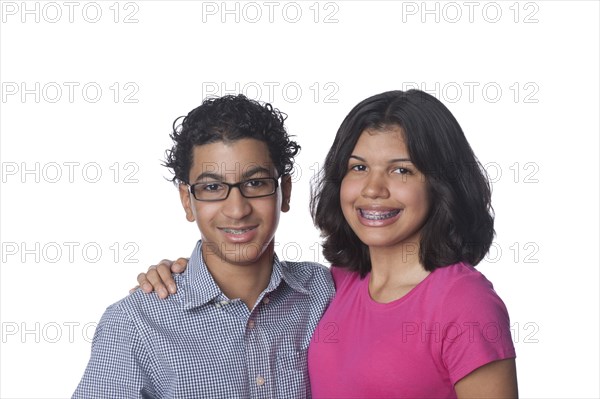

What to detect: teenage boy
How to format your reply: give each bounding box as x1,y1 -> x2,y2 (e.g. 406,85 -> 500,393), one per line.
73,95 -> 334,398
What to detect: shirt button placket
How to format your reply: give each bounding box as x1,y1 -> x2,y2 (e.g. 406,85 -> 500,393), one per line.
246,313 -> 271,398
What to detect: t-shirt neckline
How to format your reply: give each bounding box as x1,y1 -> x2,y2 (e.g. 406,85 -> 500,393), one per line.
361,269 -> 435,310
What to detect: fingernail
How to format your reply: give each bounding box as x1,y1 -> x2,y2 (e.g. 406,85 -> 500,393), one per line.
158,288 -> 167,298
168,284 -> 176,294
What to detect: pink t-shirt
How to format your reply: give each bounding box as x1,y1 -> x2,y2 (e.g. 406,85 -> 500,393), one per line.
308,263 -> 516,398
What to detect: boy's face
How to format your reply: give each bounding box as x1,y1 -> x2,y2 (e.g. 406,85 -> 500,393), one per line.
179,138 -> 291,269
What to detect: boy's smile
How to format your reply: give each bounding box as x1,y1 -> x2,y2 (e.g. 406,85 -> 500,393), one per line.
179,138 -> 291,270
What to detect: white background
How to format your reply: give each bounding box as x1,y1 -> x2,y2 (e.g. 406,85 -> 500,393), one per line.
1,1 -> 598,398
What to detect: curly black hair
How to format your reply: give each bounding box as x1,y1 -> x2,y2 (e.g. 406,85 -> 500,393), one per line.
164,94 -> 300,184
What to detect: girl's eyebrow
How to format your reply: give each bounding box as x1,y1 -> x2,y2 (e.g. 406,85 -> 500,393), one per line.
389,158 -> 412,163
349,155 -> 412,163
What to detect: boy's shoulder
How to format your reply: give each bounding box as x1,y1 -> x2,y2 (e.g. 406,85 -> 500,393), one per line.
103,282 -> 184,325
279,260 -> 334,293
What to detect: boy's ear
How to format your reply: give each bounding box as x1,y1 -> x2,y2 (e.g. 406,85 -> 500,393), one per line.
280,175 -> 292,213
179,183 -> 196,222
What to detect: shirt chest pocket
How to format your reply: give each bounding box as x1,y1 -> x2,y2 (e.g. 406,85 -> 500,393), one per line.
275,349 -> 310,398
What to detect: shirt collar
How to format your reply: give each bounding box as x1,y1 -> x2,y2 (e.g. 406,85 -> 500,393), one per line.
182,241 -> 309,310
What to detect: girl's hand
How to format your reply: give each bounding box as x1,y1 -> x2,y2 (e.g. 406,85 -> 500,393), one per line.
130,258 -> 189,299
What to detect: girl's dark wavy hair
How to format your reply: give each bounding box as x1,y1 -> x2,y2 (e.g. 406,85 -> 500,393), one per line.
164,94 -> 300,184
310,90 -> 494,276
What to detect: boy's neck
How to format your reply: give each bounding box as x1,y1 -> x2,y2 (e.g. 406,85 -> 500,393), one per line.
202,243 -> 275,310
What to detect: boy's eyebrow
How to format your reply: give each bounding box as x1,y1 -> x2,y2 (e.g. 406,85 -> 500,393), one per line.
242,166 -> 273,179
349,155 -> 412,163
193,166 -> 273,182
193,172 -> 221,182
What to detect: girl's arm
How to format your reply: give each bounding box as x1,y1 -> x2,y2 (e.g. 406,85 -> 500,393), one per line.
455,358 -> 518,398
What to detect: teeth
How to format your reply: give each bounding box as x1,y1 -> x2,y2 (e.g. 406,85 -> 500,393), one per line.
360,209 -> 400,220
222,228 -> 253,234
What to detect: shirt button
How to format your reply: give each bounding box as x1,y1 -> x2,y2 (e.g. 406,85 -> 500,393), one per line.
248,319 -> 256,329
256,376 -> 265,386
263,297 -> 270,304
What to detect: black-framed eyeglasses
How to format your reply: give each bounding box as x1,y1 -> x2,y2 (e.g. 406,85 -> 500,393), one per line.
189,178 -> 279,202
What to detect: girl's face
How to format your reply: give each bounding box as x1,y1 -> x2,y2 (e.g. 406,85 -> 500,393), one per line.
340,126 -> 430,250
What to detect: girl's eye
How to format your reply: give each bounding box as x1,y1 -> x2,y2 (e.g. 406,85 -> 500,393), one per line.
350,164 -> 366,172
393,167 -> 411,175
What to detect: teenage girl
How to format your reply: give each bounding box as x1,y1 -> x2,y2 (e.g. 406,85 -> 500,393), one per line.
307,90 -> 517,398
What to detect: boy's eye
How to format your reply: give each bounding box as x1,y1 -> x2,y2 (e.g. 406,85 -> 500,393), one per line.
244,179 -> 264,188
201,183 -> 225,192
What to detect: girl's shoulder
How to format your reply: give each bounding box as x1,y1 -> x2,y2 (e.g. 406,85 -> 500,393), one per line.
429,262 -> 495,295
427,262 -> 508,319
330,265 -> 363,290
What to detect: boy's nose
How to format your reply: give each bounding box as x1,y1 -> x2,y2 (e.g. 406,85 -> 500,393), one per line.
222,187 -> 252,219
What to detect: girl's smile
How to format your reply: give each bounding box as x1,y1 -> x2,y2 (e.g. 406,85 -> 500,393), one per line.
340,125 -> 429,250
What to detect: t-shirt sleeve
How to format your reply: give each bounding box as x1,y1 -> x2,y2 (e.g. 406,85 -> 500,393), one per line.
72,303 -> 156,398
440,272 -> 516,385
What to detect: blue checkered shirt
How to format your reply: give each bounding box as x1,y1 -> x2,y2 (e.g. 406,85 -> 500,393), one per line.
73,240 -> 334,398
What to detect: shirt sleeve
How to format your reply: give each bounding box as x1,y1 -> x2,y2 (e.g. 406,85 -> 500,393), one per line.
440,272 -> 516,385
72,303 -> 157,398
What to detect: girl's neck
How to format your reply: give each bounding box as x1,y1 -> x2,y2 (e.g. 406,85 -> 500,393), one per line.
368,241 -> 430,303
369,241 -> 422,277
